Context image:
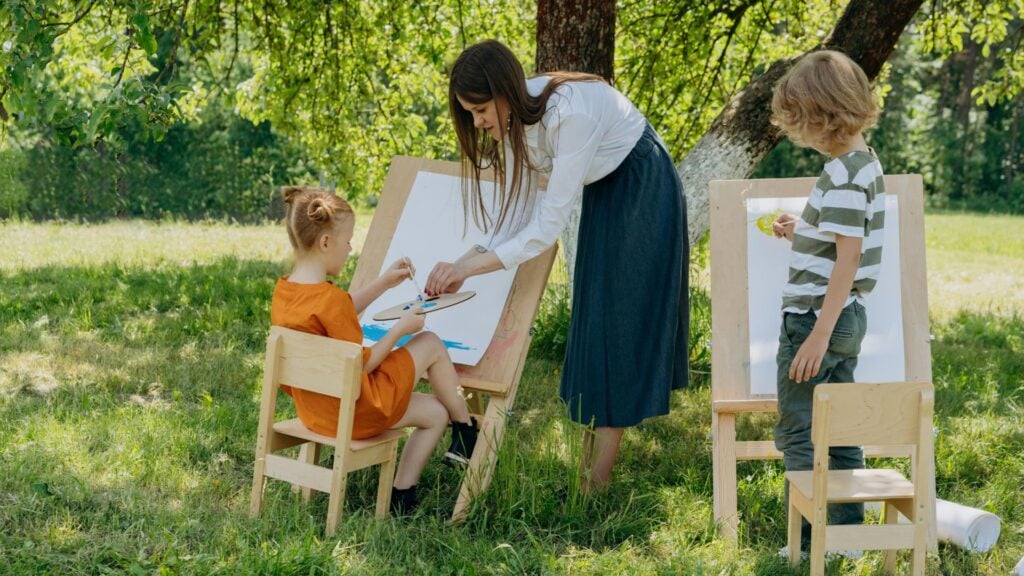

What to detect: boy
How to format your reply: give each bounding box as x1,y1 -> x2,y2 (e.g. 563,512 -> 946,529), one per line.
770,50 -> 886,554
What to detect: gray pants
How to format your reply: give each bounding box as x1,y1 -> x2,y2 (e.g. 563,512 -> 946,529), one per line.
775,301 -> 868,544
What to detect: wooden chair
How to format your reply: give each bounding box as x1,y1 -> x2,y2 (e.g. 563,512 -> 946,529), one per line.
785,381 -> 934,575
250,326 -> 403,536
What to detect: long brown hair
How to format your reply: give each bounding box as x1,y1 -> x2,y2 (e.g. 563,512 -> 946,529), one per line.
448,39 -> 605,236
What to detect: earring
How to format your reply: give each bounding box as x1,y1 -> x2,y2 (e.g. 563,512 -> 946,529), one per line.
506,114 -> 511,132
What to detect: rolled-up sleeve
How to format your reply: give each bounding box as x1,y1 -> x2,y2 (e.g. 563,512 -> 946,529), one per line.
492,112 -> 603,268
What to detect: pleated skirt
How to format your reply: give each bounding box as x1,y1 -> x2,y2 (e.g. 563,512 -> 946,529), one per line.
559,123 -> 690,428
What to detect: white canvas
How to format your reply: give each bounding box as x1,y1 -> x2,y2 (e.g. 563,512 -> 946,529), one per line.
360,171 -> 518,366
745,194 -> 906,395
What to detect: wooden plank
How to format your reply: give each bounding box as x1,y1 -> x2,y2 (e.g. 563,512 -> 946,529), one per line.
825,524 -> 916,551
272,418 -> 405,451
713,399 -> 778,414
263,454 -> 332,493
270,326 -> 363,399
786,468 -> 915,502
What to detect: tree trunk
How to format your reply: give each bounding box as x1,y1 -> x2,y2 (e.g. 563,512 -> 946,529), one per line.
681,0 -> 925,248
535,0 -> 616,289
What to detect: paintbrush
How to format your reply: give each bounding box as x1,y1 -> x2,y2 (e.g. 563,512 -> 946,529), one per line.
405,257 -> 424,302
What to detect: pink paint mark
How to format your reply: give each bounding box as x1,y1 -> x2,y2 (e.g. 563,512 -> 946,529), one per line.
483,329 -> 520,363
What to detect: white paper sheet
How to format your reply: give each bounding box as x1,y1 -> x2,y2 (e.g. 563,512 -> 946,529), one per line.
360,172 -> 518,366
745,195 -> 905,395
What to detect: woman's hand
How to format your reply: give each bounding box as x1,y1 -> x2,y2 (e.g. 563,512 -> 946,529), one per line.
393,308 -> 425,336
425,261 -> 466,296
773,213 -> 798,241
381,257 -> 416,289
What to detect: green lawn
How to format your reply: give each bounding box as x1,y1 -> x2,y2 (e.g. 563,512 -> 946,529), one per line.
1,213 -> 1021,575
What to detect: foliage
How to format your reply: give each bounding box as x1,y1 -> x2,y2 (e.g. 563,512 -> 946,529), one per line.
0,216 -> 1021,573
755,3 -> 1024,212
3,1 -> 1023,220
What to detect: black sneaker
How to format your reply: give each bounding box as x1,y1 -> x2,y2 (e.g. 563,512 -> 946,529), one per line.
443,417 -> 478,467
390,485 -> 418,516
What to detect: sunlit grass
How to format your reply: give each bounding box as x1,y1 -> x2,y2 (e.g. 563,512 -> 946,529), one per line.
0,212 -> 1021,574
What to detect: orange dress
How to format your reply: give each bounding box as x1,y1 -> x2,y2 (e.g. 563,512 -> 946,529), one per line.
270,277 -> 416,439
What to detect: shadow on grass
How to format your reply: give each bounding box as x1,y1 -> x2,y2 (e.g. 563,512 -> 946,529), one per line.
2,259 -> 1021,572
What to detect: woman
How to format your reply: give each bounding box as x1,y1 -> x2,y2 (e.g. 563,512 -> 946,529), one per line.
425,39 -> 689,492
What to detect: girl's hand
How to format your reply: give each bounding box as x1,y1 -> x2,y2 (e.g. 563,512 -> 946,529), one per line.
773,213 -> 798,241
382,257 -> 416,289
394,308 -> 425,336
425,261 -> 465,296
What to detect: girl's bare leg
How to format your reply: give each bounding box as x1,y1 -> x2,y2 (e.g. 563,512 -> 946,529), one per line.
389,392 -> 448,489
402,332 -> 472,423
580,426 -> 624,494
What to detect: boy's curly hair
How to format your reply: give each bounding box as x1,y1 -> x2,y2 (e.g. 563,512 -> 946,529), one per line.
281,186 -> 354,251
771,50 -> 879,151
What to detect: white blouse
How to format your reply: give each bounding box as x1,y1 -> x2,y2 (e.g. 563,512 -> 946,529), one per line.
486,76 -> 646,269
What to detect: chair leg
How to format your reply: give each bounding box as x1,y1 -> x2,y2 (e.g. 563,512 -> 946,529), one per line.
325,454 -> 348,537
297,442 -> 321,502
374,440 -> 398,518
883,501 -> 898,574
250,457 -> 267,518
911,511 -> 928,576
787,489 -> 803,567
809,511 -> 827,576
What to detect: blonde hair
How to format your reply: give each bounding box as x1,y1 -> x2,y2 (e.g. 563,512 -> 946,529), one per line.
281,186 -> 354,251
771,50 -> 878,150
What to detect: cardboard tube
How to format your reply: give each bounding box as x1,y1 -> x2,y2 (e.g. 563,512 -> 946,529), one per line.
936,499 -> 1000,553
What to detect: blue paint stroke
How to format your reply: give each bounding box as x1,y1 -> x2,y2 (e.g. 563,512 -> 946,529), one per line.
403,301 -> 438,310
362,323 -> 473,351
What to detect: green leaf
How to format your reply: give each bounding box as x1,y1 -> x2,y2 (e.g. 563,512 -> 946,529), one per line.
132,14 -> 158,56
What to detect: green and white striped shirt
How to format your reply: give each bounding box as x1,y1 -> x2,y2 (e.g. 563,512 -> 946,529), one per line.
781,149 -> 886,314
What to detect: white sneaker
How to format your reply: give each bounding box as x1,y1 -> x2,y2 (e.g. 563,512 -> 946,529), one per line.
778,546 -> 863,561
777,546 -> 809,561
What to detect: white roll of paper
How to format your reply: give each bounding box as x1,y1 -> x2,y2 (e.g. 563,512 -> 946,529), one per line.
936,499 -> 1000,553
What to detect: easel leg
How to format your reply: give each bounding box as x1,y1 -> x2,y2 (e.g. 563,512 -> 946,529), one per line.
712,411 -> 739,540
451,394 -> 508,522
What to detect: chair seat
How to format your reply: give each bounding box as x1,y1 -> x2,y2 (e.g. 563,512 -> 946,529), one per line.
273,418 -> 404,451
786,468 -> 914,502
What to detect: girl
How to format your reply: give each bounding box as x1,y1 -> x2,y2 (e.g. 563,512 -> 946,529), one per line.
271,186 -> 478,514
425,40 -> 689,492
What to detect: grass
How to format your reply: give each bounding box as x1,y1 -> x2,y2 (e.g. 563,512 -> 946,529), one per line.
1,212 -> 1022,575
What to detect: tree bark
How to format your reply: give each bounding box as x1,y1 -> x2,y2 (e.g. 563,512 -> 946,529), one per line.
680,0 -> 925,248
535,0 -> 616,288
536,0 -> 616,81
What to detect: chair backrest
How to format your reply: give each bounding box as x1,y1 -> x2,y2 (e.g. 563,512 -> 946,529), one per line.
265,326 -> 362,400
812,382 -> 934,449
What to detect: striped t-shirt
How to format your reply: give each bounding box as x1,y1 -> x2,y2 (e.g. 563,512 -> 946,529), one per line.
781,149 -> 886,314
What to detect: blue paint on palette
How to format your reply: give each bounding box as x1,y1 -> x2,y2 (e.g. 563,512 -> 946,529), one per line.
402,301 -> 438,311
362,323 -> 473,351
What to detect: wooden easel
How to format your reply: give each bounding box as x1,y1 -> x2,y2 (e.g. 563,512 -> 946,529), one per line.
350,156 -> 556,522
708,175 -> 936,545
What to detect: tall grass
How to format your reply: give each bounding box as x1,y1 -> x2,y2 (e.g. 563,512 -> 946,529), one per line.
1,216 -> 1021,574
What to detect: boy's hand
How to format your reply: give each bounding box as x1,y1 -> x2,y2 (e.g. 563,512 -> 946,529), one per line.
789,329 -> 829,383
394,308 -> 425,336
382,258 -> 416,288
773,213 -> 798,241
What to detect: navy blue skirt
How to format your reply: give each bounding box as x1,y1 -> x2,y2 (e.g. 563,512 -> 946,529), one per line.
559,124 -> 689,428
